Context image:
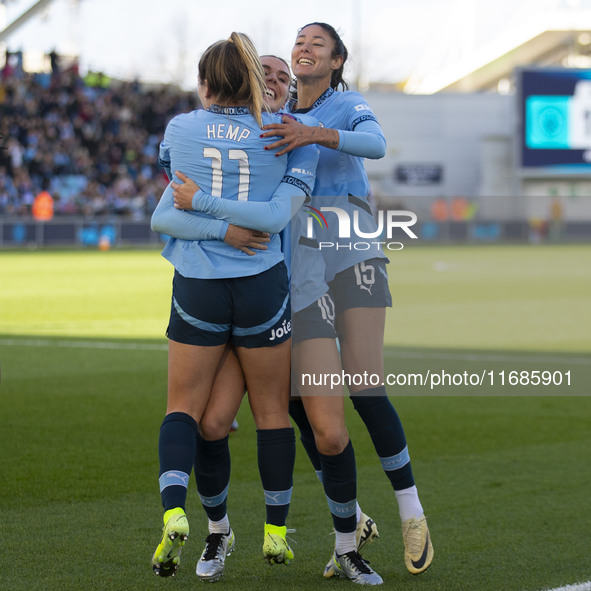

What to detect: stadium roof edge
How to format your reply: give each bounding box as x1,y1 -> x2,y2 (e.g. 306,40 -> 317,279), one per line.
404,11 -> 591,94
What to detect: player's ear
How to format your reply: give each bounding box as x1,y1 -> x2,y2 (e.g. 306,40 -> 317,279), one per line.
198,78 -> 212,99
331,55 -> 343,71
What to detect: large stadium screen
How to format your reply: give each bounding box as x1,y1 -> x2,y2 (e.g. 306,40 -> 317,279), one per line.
519,67 -> 591,169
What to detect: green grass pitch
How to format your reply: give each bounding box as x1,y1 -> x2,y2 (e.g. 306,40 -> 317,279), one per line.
1,244 -> 590,590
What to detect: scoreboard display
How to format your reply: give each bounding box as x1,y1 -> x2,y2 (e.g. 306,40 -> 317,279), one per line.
519,68 -> 591,170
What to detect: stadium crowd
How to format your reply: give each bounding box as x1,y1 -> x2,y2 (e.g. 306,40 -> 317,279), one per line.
0,52 -> 198,218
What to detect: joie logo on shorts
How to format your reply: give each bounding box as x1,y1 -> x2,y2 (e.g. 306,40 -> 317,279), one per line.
269,318 -> 292,341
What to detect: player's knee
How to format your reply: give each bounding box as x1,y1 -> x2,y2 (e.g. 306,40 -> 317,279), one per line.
315,430 -> 349,456
199,416 -> 231,440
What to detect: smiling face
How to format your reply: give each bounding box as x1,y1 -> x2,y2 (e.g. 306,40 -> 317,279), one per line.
261,56 -> 291,113
291,24 -> 343,84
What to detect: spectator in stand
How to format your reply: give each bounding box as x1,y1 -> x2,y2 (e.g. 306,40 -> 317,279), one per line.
0,51 -> 198,217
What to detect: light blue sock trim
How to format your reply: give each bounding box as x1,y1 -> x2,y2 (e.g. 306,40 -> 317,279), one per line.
264,487 -> 293,506
380,446 -> 410,471
326,496 -> 357,518
315,469 -> 323,483
198,483 -> 230,508
159,470 -> 190,492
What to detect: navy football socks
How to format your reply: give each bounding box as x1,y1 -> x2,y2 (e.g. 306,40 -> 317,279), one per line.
319,440 -> 357,534
257,427 -> 296,526
351,390 -> 415,490
158,412 -> 199,511
194,432 -> 231,522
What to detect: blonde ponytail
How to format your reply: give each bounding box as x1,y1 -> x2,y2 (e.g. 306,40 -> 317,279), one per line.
198,32 -> 269,128
228,32 -> 268,127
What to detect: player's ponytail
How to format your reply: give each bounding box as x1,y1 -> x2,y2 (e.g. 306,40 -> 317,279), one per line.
198,32 -> 268,127
228,32 -> 268,127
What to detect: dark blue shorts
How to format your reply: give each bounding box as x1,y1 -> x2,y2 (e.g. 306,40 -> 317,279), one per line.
292,292 -> 337,344
329,258 -> 392,313
167,262 -> 291,348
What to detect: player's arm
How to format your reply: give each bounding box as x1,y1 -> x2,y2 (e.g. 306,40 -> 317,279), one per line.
336,118 -> 386,159
155,119 -> 229,239
261,117 -> 340,155
151,183 -> 271,255
173,144 -> 318,234
260,110 -> 386,159
158,123 -> 174,180
151,183 -> 228,240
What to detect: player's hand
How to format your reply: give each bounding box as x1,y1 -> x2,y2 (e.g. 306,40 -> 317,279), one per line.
260,115 -> 313,156
172,171 -> 200,210
224,224 -> 270,255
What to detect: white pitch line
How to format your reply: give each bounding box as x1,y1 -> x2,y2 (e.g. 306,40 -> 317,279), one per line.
0,338 -> 167,351
2,338 -> 590,366
539,582 -> 591,591
384,348 -> 591,366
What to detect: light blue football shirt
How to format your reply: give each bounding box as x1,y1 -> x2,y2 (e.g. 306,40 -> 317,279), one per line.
288,88 -> 388,281
158,105 -> 316,279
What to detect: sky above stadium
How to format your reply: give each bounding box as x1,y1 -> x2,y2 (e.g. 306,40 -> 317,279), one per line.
3,0 -> 591,90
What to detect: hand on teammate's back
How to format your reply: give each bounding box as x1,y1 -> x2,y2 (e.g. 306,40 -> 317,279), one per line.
171,171 -> 200,210
224,225 -> 270,256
